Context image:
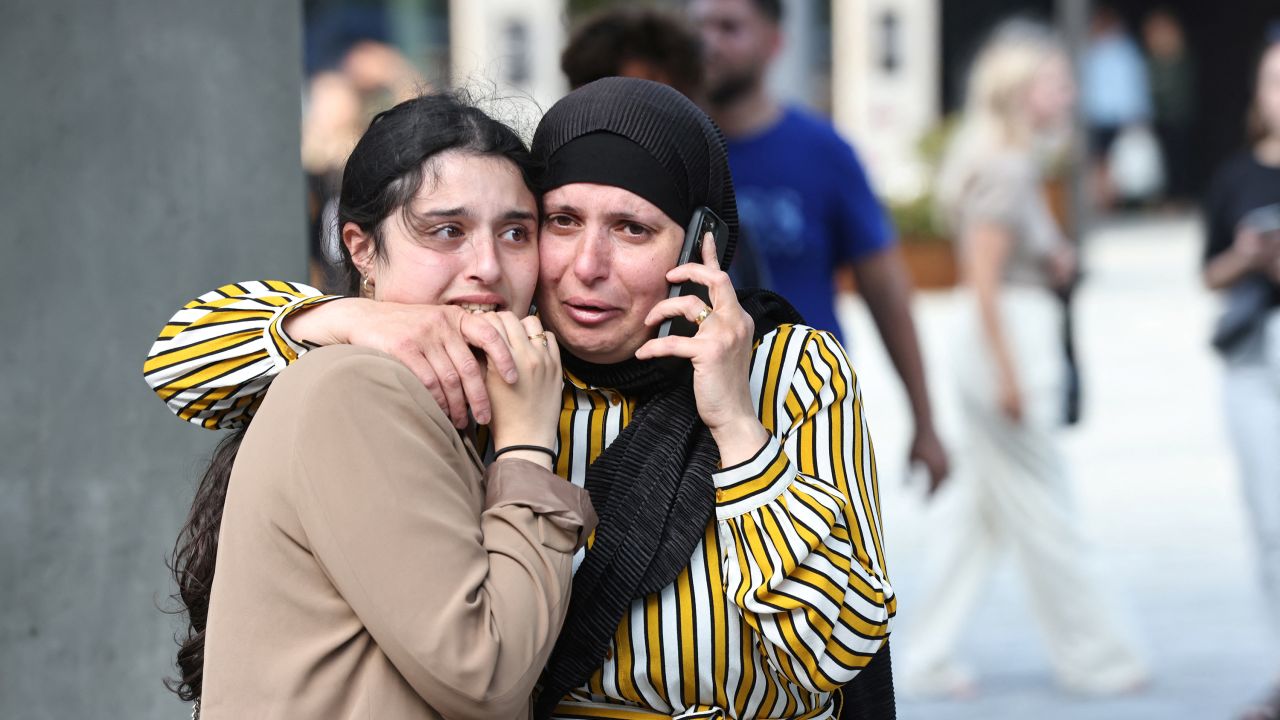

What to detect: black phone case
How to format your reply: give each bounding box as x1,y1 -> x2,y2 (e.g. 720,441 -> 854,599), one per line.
658,207 -> 728,338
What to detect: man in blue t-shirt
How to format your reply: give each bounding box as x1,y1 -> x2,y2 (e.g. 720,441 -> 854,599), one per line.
692,0 -> 949,490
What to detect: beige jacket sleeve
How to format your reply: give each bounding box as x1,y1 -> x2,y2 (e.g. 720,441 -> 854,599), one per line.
289,347 -> 594,719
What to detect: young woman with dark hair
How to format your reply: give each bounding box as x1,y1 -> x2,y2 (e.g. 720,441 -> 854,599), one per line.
155,93 -> 595,719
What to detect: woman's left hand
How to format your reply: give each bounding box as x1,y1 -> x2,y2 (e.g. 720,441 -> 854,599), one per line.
635,232 -> 770,466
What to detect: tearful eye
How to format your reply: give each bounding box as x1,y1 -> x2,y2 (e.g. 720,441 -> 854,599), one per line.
431,225 -> 465,240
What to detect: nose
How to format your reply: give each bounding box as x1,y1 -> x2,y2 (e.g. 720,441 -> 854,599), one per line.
467,234 -> 503,286
698,20 -> 727,48
572,227 -> 611,285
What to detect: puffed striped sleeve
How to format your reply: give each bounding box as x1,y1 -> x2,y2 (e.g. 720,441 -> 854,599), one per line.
142,280 -> 341,429
714,324 -> 894,693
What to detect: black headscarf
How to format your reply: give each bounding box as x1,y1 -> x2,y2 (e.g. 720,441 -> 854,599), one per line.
529,78 -> 803,718
533,77 -> 740,262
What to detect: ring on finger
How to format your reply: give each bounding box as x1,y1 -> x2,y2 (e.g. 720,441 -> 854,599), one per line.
694,305 -> 712,326
527,332 -> 548,347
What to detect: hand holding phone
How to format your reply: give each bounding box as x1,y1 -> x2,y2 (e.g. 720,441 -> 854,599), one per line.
1236,204 -> 1280,273
1242,203 -> 1280,236
657,207 -> 728,338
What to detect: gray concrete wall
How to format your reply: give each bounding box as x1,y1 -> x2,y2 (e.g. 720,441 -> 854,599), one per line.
0,1 -> 304,717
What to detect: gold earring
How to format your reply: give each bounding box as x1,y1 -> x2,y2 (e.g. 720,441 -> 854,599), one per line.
361,274 -> 375,297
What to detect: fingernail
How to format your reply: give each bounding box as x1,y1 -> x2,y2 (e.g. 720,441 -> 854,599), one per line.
505,370 -> 518,383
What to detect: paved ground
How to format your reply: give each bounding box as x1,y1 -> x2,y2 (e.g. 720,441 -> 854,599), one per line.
836,215 -> 1277,719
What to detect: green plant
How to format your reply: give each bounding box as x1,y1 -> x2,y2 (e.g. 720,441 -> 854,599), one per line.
887,116 -> 958,244
887,193 -> 947,243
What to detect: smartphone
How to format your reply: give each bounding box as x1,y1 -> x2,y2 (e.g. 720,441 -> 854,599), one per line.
1242,203 -> 1280,237
657,207 -> 728,338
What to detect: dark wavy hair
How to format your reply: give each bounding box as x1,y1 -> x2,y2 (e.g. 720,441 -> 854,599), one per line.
164,91 -> 540,706
561,7 -> 704,100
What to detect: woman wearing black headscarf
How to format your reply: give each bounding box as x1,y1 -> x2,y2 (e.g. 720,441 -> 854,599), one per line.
143,78 -> 895,719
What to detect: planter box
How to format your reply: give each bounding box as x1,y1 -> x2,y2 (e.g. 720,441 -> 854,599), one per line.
834,236 -> 958,294
899,239 -> 958,289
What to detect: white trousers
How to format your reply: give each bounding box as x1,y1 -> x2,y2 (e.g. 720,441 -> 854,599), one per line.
1223,309 -> 1280,639
901,287 -> 1146,694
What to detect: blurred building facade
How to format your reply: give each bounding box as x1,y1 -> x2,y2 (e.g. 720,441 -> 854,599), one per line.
833,0 -> 941,201
450,0 -> 568,109
302,0 -> 1280,209
305,0 -> 568,109
830,0 -> 1279,208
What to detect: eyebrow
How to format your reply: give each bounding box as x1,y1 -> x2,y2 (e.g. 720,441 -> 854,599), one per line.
543,203 -> 582,216
543,204 -> 657,224
414,207 -> 469,219
412,207 -> 536,222
501,209 -> 537,222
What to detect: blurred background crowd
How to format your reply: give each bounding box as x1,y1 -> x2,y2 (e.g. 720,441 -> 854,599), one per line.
4,0 -> 1280,718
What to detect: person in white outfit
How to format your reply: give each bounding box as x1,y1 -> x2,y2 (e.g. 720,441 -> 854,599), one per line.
899,20 -> 1149,698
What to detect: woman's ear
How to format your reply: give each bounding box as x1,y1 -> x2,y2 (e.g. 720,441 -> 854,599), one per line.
342,222 -> 376,278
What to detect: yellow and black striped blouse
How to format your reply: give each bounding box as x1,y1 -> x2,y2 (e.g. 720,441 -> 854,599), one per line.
144,282 -> 895,720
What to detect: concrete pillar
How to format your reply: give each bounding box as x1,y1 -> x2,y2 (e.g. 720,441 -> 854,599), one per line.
833,0 -> 941,200
0,1 -> 304,718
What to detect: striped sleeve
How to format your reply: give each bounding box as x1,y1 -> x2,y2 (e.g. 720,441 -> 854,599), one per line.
713,326 -> 894,694
142,280 -> 341,429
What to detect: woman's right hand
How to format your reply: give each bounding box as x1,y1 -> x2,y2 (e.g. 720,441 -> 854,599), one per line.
481,313 -> 563,468
998,372 -> 1023,424
1233,227 -> 1280,279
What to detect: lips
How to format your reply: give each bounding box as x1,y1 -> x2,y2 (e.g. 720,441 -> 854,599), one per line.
562,298 -> 621,326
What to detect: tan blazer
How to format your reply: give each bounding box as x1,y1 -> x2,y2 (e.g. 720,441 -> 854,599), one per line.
200,346 -> 595,719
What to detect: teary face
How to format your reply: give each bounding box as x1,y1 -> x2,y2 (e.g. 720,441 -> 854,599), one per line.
345,151 -> 540,316
535,182 -> 685,364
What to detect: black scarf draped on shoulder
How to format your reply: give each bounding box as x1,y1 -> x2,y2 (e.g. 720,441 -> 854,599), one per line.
533,288 -> 804,718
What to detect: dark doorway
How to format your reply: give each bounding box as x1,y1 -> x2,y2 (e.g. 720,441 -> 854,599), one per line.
1107,0 -> 1278,194
941,0 -> 1055,115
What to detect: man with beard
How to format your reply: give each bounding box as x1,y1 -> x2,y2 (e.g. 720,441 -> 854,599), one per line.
691,0 -> 949,492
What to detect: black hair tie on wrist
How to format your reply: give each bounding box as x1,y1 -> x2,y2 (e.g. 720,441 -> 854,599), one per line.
493,444 -> 556,461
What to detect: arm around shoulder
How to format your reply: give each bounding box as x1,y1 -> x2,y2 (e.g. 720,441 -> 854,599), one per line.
142,280 -> 337,428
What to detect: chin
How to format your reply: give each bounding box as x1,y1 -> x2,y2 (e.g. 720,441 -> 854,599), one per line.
563,333 -> 638,365
564,337 -> 622,364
